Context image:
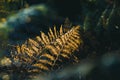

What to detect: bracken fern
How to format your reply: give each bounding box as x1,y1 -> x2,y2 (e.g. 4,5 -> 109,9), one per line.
9,25 -> 83,73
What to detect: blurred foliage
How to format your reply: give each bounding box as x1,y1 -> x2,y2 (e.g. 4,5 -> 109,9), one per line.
0,0 -> 120,80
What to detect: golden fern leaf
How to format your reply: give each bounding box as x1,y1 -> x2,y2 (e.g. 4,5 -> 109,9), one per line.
10,25 -> 83,73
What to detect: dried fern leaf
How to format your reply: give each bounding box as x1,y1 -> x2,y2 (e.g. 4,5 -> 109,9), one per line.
10,25 -> 83,73
60,25 -> 63,35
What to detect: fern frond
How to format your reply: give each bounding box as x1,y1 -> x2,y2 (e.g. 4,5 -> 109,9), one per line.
10,25 -> 83,73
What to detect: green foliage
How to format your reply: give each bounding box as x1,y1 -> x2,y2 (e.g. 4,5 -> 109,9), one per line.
0,0 -> 120,80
